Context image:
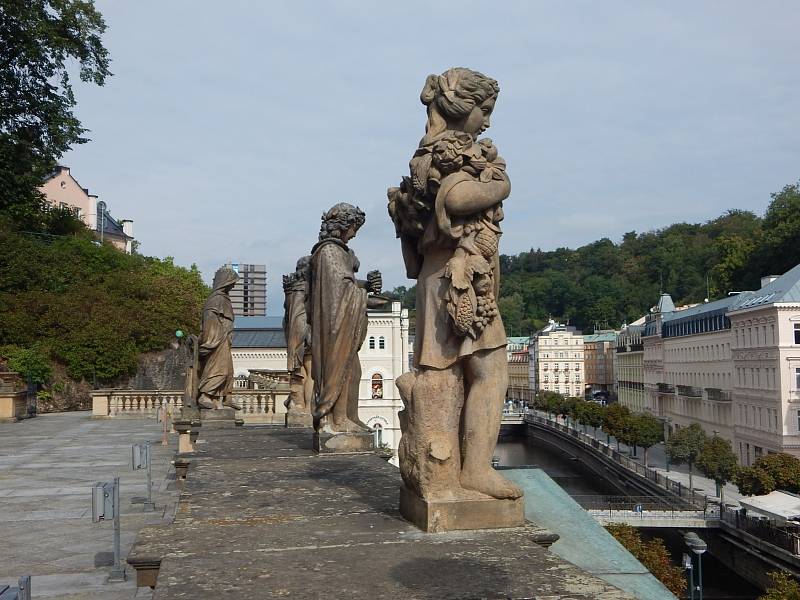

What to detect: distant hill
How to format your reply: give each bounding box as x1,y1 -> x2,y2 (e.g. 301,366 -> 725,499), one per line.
389,180 -> 800,337
498,181 -> 800,335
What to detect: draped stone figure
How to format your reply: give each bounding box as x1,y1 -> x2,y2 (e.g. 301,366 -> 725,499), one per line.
388,68 -> 523,530
282,256 -> 314,426
197,266 -> 241,410
308,203 -> 384,451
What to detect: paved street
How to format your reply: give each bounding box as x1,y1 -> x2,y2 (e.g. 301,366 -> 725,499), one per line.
535,411 -> 744,506
0,412 -> 179,599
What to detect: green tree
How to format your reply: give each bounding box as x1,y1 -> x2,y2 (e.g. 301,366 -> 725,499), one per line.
734,466 -> 776,497
629,413 -> 664,467
535,390 -> 564,418
0,344 -> 51,384
0,0 -> 111,229
759,571 -> 800,600
606,524 -> 686,597
666,423 -> 707,492
602,403 -> 630,451
754,183 -> 800,280
696,435 -> 738,502
753,453 -> 800,494
574,400 -> 607,437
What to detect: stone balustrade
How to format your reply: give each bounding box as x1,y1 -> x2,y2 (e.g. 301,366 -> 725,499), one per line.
92,388 -> 290,424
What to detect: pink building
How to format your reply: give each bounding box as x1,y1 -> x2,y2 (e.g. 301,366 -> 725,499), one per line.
38,166 -> 134,253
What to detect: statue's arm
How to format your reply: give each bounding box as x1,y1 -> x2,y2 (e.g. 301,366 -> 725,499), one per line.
443,173 -> 510,216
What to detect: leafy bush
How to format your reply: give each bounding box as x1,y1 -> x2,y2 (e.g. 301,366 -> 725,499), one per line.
0,344 -> 52,384
606,524 -> 686,597
734,453 -> 800,496
0,228 -> 207,384
759,571 -> 800,600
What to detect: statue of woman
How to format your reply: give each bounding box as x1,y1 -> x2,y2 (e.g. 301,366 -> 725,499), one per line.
388,68 -> 522,501
197,266 -> 240,410
308,203 -> 383,434
282,255 -> 313,419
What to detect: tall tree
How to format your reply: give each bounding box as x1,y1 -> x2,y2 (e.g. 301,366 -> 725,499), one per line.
0,0 -> 111,228
696,435 -> 738,502
629,413 -> 664,467
602,403 -> 630,451
666,423 -> 707,492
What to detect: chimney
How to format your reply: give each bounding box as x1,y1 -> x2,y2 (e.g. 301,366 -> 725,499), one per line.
760,275 -> 779,289
120,219 -> 134,239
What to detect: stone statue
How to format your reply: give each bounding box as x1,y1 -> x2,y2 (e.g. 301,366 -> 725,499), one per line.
282,256 -> 314,426
197,266 -> 241,410
308,203 -> 384,450
388,68 -> 523,528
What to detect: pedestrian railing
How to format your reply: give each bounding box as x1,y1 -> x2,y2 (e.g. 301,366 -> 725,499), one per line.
526,412 -> 800,555
720,506 -> 800,555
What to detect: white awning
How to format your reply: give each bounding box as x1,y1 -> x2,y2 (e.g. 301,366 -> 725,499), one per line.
740,491 -> 800,524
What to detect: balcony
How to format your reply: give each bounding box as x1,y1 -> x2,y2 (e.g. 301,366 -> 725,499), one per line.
677,385 -> 703,398
657,383 -> 675,394
706,388 -> 731,402
790,390 -> 800,402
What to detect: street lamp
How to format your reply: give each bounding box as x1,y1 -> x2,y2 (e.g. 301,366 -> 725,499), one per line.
684,532 -> 707,600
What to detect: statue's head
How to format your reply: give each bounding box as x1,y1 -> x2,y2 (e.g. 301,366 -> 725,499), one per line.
318,203 -> 365,243
212,266 -> 239,292
295,255 -> 311,278
420,68 -> 499,140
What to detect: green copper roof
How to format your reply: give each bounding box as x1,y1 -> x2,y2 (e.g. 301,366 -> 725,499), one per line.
503,468 -> 677,600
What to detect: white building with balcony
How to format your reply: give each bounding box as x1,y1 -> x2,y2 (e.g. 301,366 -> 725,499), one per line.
636,264 -> 800,465
529,320 -> 584,397
728,267 -> 800,464
616,318 -> 646,413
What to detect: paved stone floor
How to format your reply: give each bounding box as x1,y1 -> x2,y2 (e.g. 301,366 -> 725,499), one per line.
0,412 -> 179,599
128,424 -> 634,599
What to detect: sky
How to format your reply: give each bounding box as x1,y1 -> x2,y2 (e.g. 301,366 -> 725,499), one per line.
64,1 -> 800,315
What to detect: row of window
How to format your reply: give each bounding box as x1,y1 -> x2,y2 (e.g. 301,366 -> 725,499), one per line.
540,384 -> 583,396
662,371 -> 731,389
539,353 -> 583,359
735,366 -> 800,391
736,404 -> 781,433
663,314 -> 730,338
541,338 -> 582,346
665,343 -> 730,363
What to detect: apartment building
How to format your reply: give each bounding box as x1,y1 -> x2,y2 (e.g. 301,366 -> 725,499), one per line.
635,264 -> 800,463
225,262 -> 267,317
583,331 -> 617,397
39,166 -> 134,252
616,318 -> 645,413
507,336 -> 530,398
529,320 -> 584,397
728,267 -> 800,464
648,295 -> 737,443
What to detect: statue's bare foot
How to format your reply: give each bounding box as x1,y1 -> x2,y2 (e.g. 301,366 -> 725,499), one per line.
222,399 -> 242,410
461,469 -> 523,500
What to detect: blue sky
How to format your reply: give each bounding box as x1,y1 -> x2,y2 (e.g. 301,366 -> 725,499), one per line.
64,1 -> 800,314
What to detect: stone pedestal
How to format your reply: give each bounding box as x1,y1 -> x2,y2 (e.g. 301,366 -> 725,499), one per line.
285,411 -> 313,428
399,485 -> 525,533
0,391 -> 28,422
314,430 -> 375,454
200,407 -> 238,429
